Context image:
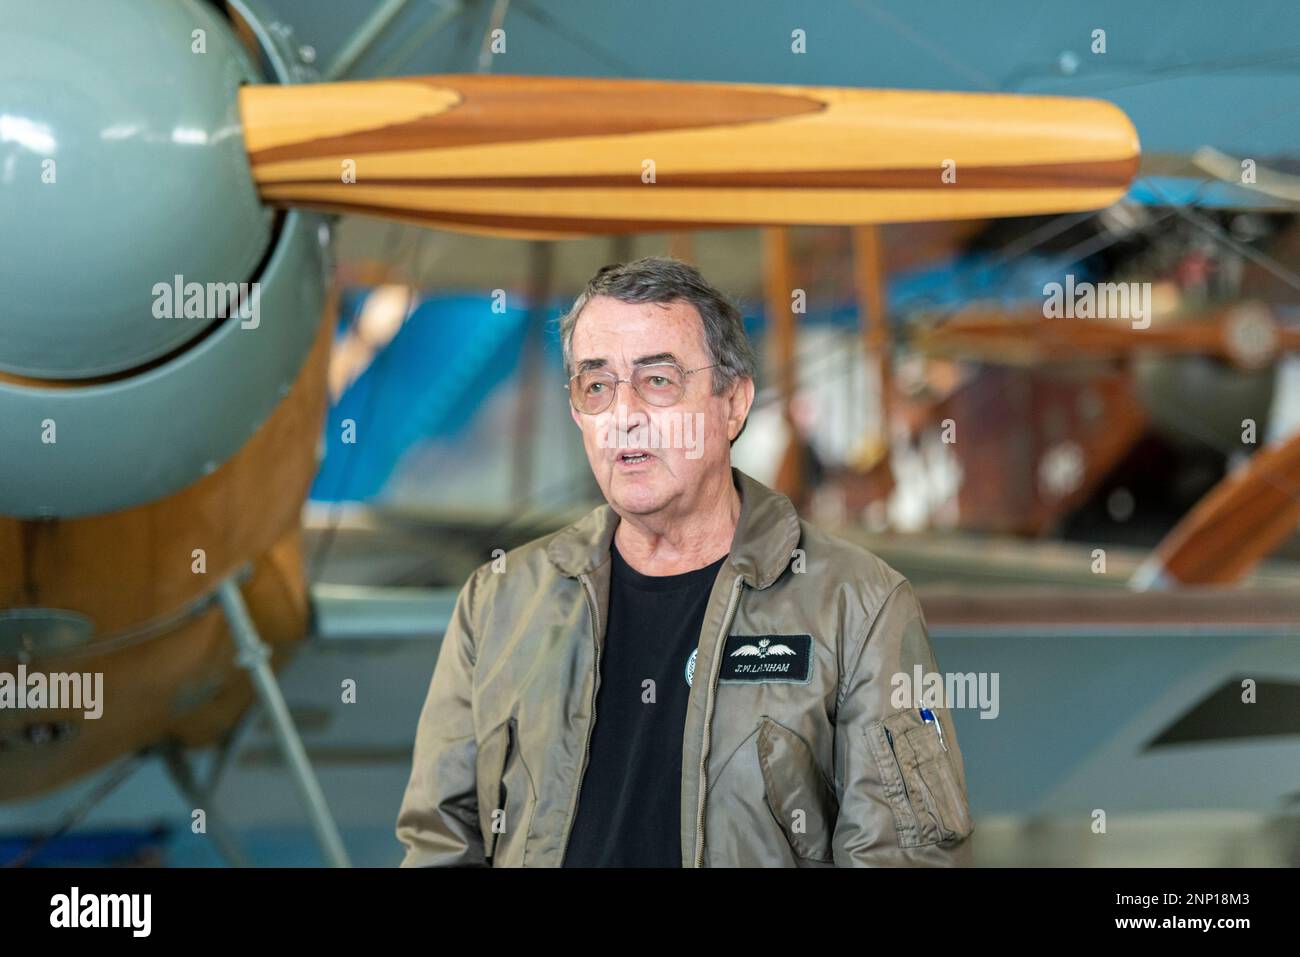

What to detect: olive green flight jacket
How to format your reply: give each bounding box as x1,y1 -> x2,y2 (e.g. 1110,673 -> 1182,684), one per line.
397,468 -> 975,867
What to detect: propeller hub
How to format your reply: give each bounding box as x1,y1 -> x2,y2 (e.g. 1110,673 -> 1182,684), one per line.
0,0 -> 271,379
1222,302 -> 1279,370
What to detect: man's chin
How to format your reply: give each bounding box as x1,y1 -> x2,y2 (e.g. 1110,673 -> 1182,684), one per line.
606,474 -> 674,516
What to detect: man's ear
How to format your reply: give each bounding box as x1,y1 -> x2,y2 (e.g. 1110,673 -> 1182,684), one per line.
726,376 -> 755,442
570,402 -> 582,430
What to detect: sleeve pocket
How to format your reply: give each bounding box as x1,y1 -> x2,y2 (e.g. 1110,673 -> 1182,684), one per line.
756,716 -> 839,863
865,708 -> 973,848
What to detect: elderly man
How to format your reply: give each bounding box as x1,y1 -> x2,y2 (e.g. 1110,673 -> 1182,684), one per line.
396,256 -> 974,867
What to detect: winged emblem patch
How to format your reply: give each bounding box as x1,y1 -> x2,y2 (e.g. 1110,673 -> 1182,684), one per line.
718,635 -> 813,684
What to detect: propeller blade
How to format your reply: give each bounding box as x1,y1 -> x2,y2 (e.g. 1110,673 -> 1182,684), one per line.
239,75 -> 1139,237
1132,429 -> 1300,587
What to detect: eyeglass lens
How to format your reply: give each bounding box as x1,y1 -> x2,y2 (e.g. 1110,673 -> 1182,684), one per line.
571,365 -> 686,413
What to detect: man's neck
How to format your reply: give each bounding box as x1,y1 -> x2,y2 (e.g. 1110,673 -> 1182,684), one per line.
612,478 -> 740,576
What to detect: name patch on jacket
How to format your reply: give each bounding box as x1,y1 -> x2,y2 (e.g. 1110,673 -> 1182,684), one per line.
718,634 -> 813,684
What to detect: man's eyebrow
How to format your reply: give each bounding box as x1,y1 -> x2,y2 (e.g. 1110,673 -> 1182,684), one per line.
574,353 -> 679,373
633,353 -> 679,367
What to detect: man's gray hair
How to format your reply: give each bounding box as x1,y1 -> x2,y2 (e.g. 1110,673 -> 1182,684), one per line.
558,256 -> 758,394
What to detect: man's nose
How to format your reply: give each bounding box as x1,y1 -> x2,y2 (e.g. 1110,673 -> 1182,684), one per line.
615,375 -> 651,417
612,376 -> 653,438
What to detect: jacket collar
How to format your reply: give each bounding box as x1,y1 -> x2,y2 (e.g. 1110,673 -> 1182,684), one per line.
545,467 -> 801,589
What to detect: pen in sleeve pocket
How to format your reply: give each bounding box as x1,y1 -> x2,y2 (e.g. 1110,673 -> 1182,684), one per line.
919,707 -> 948,752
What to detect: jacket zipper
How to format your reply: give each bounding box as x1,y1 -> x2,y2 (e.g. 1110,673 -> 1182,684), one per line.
559,574 -> 602,863
692,575 -> 744,868
884,726 -> 911,804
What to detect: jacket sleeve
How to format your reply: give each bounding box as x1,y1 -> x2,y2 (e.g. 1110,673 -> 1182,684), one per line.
396,565 -> 489,867
832,578 -> 975,866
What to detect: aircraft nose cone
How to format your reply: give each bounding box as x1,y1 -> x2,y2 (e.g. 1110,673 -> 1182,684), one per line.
0,0 -> 272,379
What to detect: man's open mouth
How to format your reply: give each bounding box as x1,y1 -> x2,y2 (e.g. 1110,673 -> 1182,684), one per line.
618,451 -> 654,465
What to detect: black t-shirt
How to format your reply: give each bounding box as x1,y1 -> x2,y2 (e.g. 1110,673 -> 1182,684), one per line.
561,541 -> 727,867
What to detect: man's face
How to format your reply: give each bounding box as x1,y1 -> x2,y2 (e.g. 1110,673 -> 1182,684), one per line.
568,296 -> 753,521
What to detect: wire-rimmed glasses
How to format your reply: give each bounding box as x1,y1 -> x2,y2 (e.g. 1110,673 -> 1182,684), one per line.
567,362 -> 717,414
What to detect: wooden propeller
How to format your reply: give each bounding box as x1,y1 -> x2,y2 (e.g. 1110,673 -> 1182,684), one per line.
1133,428 -> 1300,587
239,75 -> 1139,238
